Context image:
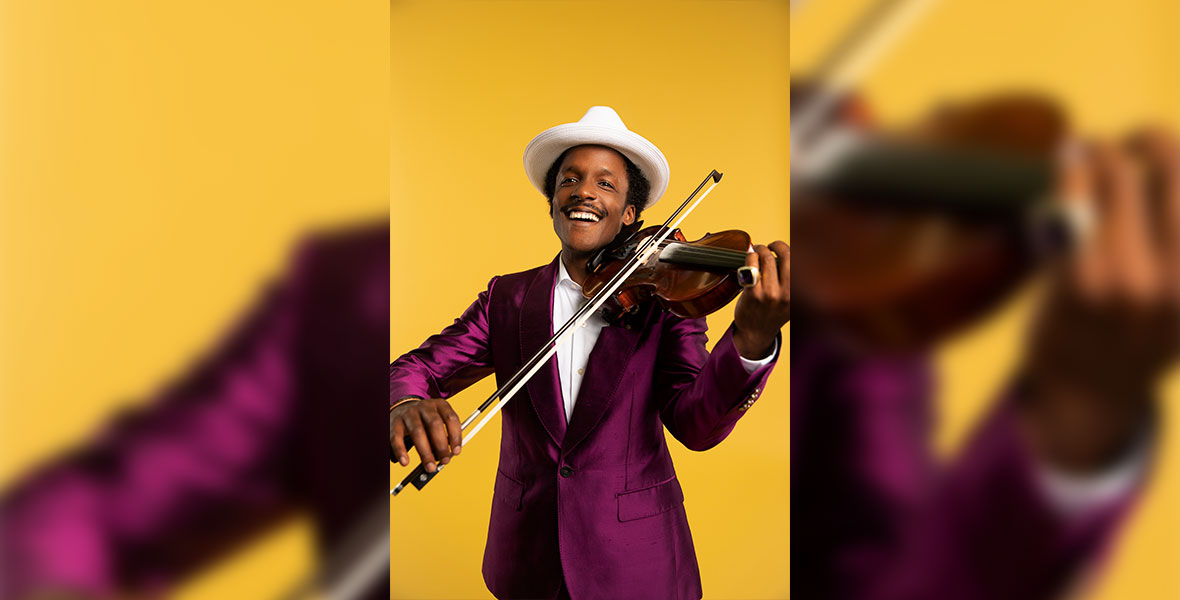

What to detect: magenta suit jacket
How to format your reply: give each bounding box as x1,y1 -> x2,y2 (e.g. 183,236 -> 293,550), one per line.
792,316 -> 1141,600
389,255 -> 778,600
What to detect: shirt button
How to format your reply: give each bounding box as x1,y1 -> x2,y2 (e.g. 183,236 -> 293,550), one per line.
577,368 -> 584,376
559,466 -> 574,478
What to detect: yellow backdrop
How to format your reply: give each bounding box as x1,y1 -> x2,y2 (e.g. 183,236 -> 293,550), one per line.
390,1 -> 789,598
8,0 -> 1171,598
793,1 -> 1180,599
0,1 -> 387,598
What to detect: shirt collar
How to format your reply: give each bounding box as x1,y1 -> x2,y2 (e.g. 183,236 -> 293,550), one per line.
556,254 -> 581,290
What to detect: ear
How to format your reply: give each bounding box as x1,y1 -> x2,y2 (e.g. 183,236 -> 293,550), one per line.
622,203 -> 636,226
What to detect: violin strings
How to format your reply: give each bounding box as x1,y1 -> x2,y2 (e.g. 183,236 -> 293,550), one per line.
658,242 -> 749,269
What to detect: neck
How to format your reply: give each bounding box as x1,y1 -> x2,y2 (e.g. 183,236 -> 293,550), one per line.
560,249 -> 591,285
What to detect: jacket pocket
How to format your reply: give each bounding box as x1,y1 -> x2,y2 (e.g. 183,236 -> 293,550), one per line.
495,469 -> 525,511
616,476 -> 684,522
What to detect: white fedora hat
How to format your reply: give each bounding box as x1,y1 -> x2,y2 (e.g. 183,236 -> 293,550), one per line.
523,106 -> 670,209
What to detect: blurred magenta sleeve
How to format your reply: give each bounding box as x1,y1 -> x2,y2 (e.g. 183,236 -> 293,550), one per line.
1,269 -> 302,597
1,222 -> 392,598
792,321 -> 1143,600
870,402 -> 1142,600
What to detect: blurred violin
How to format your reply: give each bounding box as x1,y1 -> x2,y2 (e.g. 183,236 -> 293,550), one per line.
793,84 -> 1081,350
792,0 -> 1082,350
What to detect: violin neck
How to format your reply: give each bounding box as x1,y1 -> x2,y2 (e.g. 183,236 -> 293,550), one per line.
658,243 -> 749,270
795,130 -> 1053,218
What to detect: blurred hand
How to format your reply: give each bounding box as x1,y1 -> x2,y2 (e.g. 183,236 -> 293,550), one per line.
1020,129 -> 1180,474
733,241 -> 791,359
390,398 -> 462,473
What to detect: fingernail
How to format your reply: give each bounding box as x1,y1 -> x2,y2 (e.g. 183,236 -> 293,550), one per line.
399,456 -> 408,466
454,445 -> 461,455
426,462 -> 436,472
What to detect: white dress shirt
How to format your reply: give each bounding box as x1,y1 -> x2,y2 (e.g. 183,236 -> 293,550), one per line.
552,256 -> 777,423
1034,429 -> 1152,518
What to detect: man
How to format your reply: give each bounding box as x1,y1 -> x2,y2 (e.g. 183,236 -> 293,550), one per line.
388,106 -> 790,599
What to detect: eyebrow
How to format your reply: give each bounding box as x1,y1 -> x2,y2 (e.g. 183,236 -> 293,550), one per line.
561,166 -> 618,178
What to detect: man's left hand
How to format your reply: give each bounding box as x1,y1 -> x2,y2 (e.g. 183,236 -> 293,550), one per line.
733,240 -> 791,359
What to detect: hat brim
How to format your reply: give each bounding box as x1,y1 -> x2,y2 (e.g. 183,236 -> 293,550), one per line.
523,124 -> 670,209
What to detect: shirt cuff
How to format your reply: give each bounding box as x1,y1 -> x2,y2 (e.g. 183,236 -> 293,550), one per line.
1034,429 -> 1153,518
737,336 -> 779,374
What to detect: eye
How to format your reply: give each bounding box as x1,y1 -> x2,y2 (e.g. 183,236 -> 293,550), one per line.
599,181 -> 615,190
561,177 -> 577,185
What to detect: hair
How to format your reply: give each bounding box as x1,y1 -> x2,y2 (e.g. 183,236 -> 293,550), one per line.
543,146 -> 651,220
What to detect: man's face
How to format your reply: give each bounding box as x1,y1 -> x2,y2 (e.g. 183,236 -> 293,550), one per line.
550,145 -> 637,258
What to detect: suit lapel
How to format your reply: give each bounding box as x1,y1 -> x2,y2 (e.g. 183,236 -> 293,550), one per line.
562,305 -> 649,454
520,256 -> 566,446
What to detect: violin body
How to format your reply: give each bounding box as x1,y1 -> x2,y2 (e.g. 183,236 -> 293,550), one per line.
583,225 -> 752,322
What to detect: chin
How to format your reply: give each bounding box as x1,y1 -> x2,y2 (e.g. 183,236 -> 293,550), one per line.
557,227 -> 610,256
563,240 -> 602,257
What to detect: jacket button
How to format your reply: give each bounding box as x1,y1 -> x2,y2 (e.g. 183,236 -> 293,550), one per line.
559,466 -> 573,478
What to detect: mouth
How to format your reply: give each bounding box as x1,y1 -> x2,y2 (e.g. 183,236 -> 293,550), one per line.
562,205 -> 604,224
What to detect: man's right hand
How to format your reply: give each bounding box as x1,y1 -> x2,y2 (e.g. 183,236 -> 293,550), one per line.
390,398 -> 463,472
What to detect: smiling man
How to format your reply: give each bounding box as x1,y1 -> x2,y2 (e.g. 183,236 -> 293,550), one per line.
388,106 -> 789,600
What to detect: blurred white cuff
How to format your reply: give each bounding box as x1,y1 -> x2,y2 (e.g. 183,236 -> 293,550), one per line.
738,337 -> 780,374
1035,432 -> 1152,518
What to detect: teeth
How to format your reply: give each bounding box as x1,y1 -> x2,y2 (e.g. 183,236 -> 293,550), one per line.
569,211 -> 600,223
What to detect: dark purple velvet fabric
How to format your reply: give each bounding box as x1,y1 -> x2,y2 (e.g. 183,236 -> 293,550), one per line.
791,320 -> 1140,600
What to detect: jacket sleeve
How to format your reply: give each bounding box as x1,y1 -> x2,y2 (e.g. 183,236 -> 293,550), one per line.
791,320 -> 1146,600
388,276 -> 499,405
654,317 -> 780,451
869,402 -> 1148,600
0,253 -> 307,599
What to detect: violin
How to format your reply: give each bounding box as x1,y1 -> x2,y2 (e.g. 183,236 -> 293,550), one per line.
789,0 -> 1082,351
584,222 -> 753,323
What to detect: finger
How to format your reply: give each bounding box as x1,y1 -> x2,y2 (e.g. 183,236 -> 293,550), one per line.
1055,139 -> 1105,299
768,241 -> 790,298
742,248 -> 762,297
755,244 -> 779,297
391,416 -> 409,466
425,412 -> 453,465
1097,139 -> 1159,303
442,403 -> 463,455
407,415 -> 437,472
1129,128 -> 1180,299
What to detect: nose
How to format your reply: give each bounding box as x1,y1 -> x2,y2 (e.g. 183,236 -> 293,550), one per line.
571,180 -> 597,202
